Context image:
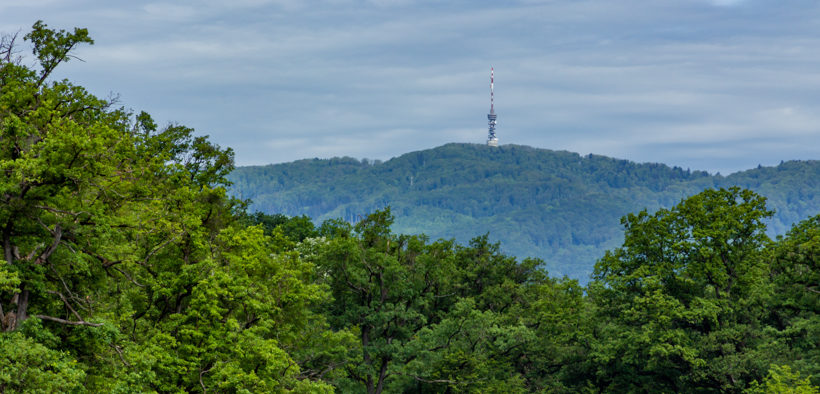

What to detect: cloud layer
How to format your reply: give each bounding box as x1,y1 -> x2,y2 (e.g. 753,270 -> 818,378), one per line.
4,0 -> 820,174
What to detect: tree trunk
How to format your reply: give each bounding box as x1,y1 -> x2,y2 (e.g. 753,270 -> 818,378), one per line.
362,326 -> 375,394
14,288 -> 29,329
3,221 -> 12,265
374,358 -> 389,394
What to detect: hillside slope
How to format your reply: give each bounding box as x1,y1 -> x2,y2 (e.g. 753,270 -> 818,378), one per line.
228,143 -> 820,279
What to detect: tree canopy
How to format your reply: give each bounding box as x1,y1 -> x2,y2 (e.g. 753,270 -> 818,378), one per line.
0,21 -> 341,392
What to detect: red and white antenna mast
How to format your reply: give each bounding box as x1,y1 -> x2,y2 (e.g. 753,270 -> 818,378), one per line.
487,67 -> 498,146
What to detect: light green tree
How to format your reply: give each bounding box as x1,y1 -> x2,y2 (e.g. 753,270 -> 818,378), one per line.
0,21 -> 347,392
748,365 -> 819,394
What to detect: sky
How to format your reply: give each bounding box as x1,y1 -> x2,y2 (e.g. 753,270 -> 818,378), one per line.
3,0 -> 820,174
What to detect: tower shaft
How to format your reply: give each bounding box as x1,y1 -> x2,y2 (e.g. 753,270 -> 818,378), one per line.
487,67 -> 498,146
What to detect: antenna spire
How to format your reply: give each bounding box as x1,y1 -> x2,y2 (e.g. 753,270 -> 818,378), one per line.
490,67 -> 494,114
487,67 -> 498,146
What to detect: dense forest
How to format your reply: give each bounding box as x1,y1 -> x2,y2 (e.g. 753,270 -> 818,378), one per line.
229,144 -> 820,280
1,23 -> 818,393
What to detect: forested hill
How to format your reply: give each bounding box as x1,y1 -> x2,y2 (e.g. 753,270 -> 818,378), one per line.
228,143 -> 820,279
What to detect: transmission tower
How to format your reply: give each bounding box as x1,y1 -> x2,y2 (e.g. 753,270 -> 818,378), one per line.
487,67 -> 498,147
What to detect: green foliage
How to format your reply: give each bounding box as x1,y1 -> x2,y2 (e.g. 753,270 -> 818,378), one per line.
589,188 -> 775,392
0,331 -> 86,392
748,365 -> 820,394
305,208 -> 573,393
3,21 -> 819,394
229,143 -> 820,280
24,21 -> 93,78
240,211 -> 318,242
0,21 -> 341,393
766,214 -> 820,385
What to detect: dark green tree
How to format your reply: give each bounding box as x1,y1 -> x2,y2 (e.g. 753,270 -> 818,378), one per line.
766,214 -> 820,385
240,211 -> 318,242
589,187 -> 774,392
308,208 -> 554,393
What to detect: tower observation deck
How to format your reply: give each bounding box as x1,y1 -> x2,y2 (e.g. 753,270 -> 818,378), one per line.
487,67 -> 498,147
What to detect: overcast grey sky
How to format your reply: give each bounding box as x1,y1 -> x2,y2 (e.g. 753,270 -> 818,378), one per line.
4,0 -> 820,174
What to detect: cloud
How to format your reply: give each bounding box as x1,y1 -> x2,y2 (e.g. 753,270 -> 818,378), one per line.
4,0 -> 820,175
710,0 -> 746,6
141,3 -> 201,22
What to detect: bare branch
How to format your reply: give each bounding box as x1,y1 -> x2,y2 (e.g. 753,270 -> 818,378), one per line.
34,204 -> 87,218
48,262 -> 81,303
111,344 -> 132,368
391,371 -> 479,385
298,361 -> 347,381
142,235 -> 178,265
22,244 -> 41,261
36,41 -> 79,88
34,314 -> 102,327
46,290 -> 84,322
81,248 -> 123,269
35,223 -> 62,264
199,365 -> 214,394
110,266 -> 145,288
0,31 -> 22,64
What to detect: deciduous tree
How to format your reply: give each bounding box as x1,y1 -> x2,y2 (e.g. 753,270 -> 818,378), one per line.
589,187 -> 774,392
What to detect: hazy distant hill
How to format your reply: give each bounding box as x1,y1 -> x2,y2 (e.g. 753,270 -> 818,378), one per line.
228,143 -> 820,280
